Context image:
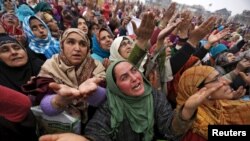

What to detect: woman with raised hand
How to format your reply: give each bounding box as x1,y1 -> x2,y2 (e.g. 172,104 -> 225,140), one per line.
83,60 -> 222,141
177,65 -> 250,141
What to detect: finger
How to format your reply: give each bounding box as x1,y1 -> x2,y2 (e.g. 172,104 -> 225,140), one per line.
131,21 -> 138,34
39,134 -> 59,141
49,82 -> 61,91
203,83 -> 223,97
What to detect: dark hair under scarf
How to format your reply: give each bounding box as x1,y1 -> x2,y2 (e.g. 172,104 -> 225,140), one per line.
0,34 -> 43,93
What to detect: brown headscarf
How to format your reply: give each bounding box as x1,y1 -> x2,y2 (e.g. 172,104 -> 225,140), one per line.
39,28 -> 105,88
177,65 -> 250,139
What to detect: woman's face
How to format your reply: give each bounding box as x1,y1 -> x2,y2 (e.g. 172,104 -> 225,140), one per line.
29,18 -> 48,39
226,53 -> 236,63
3,0 -> 15,11
0,43 -> 28,67
77,18 -> 88,33
114,62 -> 145,97
2,14 -> 18,26
91,24 -> 99,36
99,30 -> 113,51
118,39 -> 133,59
62,32 -> 88,65
202,70 -> 233,100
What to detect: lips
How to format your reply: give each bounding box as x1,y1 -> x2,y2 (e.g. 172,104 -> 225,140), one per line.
132,82 -> 141,90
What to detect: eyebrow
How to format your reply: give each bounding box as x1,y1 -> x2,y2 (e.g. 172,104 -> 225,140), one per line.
119,66 -> 134,78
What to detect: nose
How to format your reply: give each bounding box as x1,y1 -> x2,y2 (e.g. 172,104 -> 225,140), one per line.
9,48 -> 18,55
129,73 -> 137,82
73,43 -> 80,51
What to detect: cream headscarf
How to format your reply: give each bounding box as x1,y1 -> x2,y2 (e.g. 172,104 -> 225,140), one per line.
109,36 -> 133,62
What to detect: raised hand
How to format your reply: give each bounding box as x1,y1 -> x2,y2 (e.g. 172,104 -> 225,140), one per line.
158,17 -> 183,41
159,3 -> 176,29
181,83 -> 223,120
131,12 -> 155,41
176,11 -> 192,39
187,16 -> 217,47
207,28 -> 230,45
155,17 -> 182,52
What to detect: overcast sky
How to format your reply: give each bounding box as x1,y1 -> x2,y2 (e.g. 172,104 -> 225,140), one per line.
171,0 -> 250,16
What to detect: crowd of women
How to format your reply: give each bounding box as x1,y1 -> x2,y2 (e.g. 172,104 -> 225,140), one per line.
1,0 -> 250,141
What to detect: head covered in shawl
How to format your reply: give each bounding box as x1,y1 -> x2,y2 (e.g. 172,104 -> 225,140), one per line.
109,36 -> 133,62
106,60 -> 154,141
0,12 -> 23,36
34,2 -> 53,14
91,28 -> 113,60
38,28 -> 103,88
0,33 -> 43,92
59,28 -> 90,63
16,4 -> 35,22
177,65 -> 250,139
23,15 -> 60,59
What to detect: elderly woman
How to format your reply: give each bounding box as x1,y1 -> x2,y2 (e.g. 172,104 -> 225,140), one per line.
0,34 -> 40,141
82,60 -> 221,141
177,65 -> 250,141
37,28 -> 106,133
23,15 -> 60,60
109,36 -> 133,62
0,33 -> 43,93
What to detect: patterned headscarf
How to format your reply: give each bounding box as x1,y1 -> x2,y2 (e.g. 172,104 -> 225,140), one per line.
177,65 -> 250,139
23,15 -> 60,59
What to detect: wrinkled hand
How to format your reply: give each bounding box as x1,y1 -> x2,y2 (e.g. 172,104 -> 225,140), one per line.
39,133 -> 89,141
207,28 -> 230,45
176,11 -> 192,39
132,12 -> 155,40
78,77 -> 103,99
158,17 -> 182,41
181,84 -> 223,120
102,58 -> 111,69
122,16 -> 131,27
159,3 -> 176,29
187,17 -> 217,47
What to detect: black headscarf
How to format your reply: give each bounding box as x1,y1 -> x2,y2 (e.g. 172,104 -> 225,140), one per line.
0,34 -> 44,93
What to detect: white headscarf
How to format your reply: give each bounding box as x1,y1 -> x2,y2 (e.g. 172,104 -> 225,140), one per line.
109,36 -> 133,62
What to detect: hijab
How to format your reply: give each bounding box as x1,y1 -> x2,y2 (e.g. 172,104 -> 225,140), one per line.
177,65 -> 250,139
106,60 -> 154,141
39,28 -> 105,88
0,34 -> 43,93
109,36 -> 133,62
23,15 -> 60,59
